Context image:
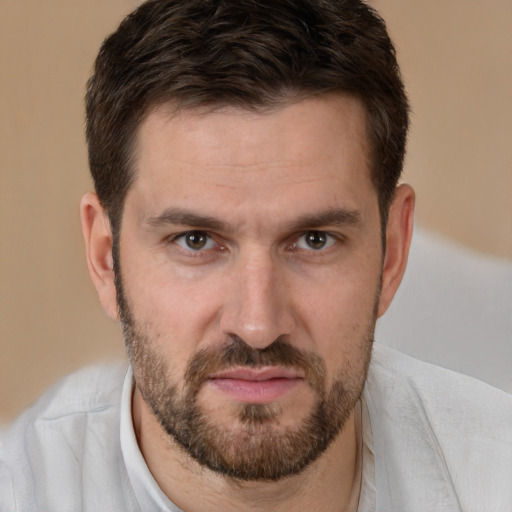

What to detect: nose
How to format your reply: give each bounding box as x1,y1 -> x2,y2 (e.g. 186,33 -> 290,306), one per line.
219,250 -> 296,350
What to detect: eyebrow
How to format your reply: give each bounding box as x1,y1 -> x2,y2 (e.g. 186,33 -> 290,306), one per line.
286,208 -> 361,231
142,206 -> 361,233
143,208 -> 229,232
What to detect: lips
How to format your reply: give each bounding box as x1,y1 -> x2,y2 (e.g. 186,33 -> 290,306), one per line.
207,367 -> 304,404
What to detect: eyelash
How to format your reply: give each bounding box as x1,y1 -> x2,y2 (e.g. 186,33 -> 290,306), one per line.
171,231 -> 223,254
168,230 -> 342,257
290,231 -> 338,251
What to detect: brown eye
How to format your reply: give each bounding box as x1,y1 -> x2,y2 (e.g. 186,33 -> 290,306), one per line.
305,231 -> 328,250
175,231 -> 214,251
186,232 -> 207,249
294,231 -> 336,251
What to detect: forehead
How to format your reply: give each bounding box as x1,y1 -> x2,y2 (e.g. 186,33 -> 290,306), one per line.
128,94 -> 375,225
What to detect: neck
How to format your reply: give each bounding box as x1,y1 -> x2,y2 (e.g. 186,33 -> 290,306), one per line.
133,387 -> 361,512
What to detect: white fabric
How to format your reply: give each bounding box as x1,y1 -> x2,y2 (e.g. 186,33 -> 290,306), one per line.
0,364 -> 138,511
366,344 -> 512,511
1,344 -> 511,511
376,227 -> 512,393
120,367 -> 182,511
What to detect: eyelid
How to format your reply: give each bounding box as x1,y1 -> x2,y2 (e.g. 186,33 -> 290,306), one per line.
167,229 -> 343,254
172,230 -> 218,252
292,231 -> 339,251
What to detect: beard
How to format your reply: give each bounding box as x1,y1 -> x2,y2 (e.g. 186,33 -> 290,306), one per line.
115,261 -> 375,481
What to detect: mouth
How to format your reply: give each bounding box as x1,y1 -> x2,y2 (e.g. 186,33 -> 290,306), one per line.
207,367 -> 305,404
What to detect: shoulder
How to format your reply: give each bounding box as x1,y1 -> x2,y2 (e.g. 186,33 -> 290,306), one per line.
1,363 -> 131,511
369,342 -> 512,419
366,343 -> 512,510
3,362 -> 127,435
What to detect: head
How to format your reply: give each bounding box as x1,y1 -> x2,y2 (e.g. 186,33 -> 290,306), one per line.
82,0 -> 414,482
86,0 -> 409,237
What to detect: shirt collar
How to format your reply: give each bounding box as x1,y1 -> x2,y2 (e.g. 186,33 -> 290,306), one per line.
120,367 -> 181,511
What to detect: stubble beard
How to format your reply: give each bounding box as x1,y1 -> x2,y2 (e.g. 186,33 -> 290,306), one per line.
115,266 -> 376,481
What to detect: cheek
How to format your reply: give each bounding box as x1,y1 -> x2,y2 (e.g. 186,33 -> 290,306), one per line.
120,252 -> 226,375
299,257 -> 380,323
294,261 -> 380,373
129,278 -> 220,338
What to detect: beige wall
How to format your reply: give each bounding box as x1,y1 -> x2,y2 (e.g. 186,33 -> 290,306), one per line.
1,1 -> 511,422
378,0 -> 512,258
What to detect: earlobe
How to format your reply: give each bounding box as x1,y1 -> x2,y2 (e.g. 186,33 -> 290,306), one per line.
377,184 -> 415,318
80,192 -> 119,321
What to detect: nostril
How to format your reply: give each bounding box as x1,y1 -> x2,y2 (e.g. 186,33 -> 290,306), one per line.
218,263 -> 295,349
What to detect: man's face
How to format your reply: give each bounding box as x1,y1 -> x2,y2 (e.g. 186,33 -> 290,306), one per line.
116,95 -> 384,480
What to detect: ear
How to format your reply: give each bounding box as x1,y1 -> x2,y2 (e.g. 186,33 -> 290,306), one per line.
80,192 -> 119,321
377,184 -> 415,318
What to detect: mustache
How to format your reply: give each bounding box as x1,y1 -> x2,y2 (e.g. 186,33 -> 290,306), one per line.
184,336 -> 327,395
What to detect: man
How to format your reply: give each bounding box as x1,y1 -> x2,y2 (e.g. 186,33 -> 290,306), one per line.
1,0 -> 511,510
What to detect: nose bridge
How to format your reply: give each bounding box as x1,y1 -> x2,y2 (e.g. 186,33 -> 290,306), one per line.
220,246 -> 294,349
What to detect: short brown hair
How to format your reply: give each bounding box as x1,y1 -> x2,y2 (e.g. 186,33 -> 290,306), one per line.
86,0 -> 409,233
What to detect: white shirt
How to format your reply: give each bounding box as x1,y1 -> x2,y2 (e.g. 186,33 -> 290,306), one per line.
1,344 -> 511,511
